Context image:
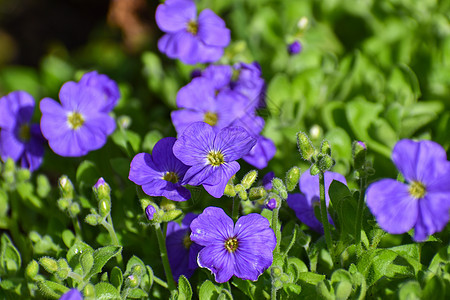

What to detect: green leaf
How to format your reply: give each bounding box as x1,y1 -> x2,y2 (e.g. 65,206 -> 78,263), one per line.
232,278 -> 256,300
94,282 -> 121,300
0,233 -> 21,275
198,280 -> 220,299
110,266 -> 123,290
111,129 -> 141,156
84,246 -> 122,281
127,288 -> 148,298
62,230 -> 75,248
125,256 -> 146,275
80,250 -> 94,276
400,101 -> 444,137
66,239 -> 93,268
76,160 -> 100,194
178,275 -> 192,300
422,275 -> 445,300
37,280 -> 69,299
287,257 -> 308,282
142,130 -> 164,153
428,245 -> 450,273
328,180 -> 356,238
398,281 -> 422,300
110,157 -> 131,180
266,73 -> 291,116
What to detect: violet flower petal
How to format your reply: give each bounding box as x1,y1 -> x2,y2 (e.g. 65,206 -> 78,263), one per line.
197,9 -> 230,47
190,207 -> 234,245
155,0 -> 196,33
213,126 -> 256,162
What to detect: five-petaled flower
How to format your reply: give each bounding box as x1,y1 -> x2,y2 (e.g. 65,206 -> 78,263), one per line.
129,137 -> 191,202
173,122 -> 256,198
0,91 -> 45,171
190,207 -> 276,283
366,139 -> 450,242
78,70 -> 120,113
155,0 -> 230,64
40,82 -> 116,157
287,169 -> 347,233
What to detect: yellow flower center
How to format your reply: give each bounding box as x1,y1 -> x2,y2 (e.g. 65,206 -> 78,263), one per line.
163,171 -> 179,183
224,237 -> 239,253
409,181 -> 426,199
207,150 -> 225,166
67,112 -> 85,130
203,112 -> 218,126
183,233 -> 192,250
186,20 -> 198,35
18,124 -> 31,142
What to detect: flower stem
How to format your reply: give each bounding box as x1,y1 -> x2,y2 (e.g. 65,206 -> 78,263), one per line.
271,207 -> 281,252
72,217 -> 83,240
153,275 -> 168,289
232,196 -> 240,222
101,216 -> 123,268
153,223 -> 176,292
319,172 -> 333,264
355,176 -> 367,250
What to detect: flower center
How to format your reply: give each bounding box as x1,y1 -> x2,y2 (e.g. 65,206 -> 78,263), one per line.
18,124 -> 31,142
67,112 -> 85,130
183,233 -> 192,250
409,181 -> 426,199
186,20 -> 198,35
207,151 -> 225,166
203,112 -> 218,126
224,237 -> 239,253
162,171 -> 179,183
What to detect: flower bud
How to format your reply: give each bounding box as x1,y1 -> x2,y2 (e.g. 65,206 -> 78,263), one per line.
59,175 -> 74,199
248,187 -> 267,201
296,132 -> 315,161
317,153 -> 335,172
125,274 -> 139,288
224,184 -> 236,197
57,198 -> 71,211
297,16 -> 309,31
310,164 -> 320,176
131,264 -> 143,277
320,140 -> 332,156
93,177 -> 111,200
352,141 -> 367,170
287,41 -> 302,55
84,283 -> 95,298
280,273 -> 291,283
98,198 -> 111,218
234,184 -> 248,201
69,202 -> 81,217
241,170 -> 258,190
117,115 -> 132,129
262,172 -> 275,190
85,214 -> 100,226
39,257 -> 58,273
160,198 -> 176,211
145,205 -> 156,221
37,174 -> 51,198
266,198 -> 277,210
101,272 -> 108,282
16,168 -> 31,182
25,260 -> 39,280
272,266 -> 283,278
309,124 -> 322,140
285,166 -> 300,191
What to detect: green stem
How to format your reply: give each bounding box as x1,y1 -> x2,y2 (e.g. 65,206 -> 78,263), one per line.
72,217 -> 83,240
101,216 -> 123,267
355,176 -> 367,249
271,207 -> 281,252
153,275 -> 168,289
8,191 -> 31,262
271,285 -> 277,300
232,196 -> 240,222
319,172 -> 333,265
154,223 -> 176,292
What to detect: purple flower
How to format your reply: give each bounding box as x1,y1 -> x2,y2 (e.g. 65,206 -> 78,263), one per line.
366,139 -> 450,242
40,82 -> 115,157
266,198 -> 277,210
59,288 -> 82,300
155,0 -> 230,64
173,122 -> 256,198
78,71 -> 120,112
190,207 -> 276,283
263,172 -> 275,190
129,137 -> 191,201
145,205 -> 157,221
231,62 -> 265,109
287,41 -> 302,55
0,91 -> 44,171
171,77 -> 246,135
287,169 -> 347,233
166,213 -> 202,281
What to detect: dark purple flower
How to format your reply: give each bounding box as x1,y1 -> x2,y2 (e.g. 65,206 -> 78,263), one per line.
78,71 -> 120,112
263,172 -> 275,190
155,0 -> 230,64
171,78 -> 247,136
59,288 -> 82,300
145,205 -> 157,221
0,91 -> 44,171
173,122 -> 256,198
40,82 -> 115,157
190,207 -> 276,283
287,41 -> 302,55
129,137 -> 191,202
366,139 -> 450,242
287,169 -> 347,233
266,198 -> 277,210
166,213 -> 202,281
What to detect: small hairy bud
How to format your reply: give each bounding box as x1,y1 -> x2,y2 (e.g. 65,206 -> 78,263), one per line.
39,257 -> 58,273
85,214 -> 100,226
248,187 -> 267,201
93,177 -> 111,200
285,166 -> 300,191
224,184 -> 236,197
320,140 -> 332,156
296,132 -> 315,161
98,198 -> 111,218
241,170 -> 258,190
352,141 -> 367,170
58,175 -> 74,199
25,260 -> 39,280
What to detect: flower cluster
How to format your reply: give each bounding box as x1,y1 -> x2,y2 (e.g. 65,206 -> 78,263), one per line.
40,72 -> 119,157
171,63 -> 275,169
0,91 -> 45,171
155,0 -> 230,64
366,139 -> 450,241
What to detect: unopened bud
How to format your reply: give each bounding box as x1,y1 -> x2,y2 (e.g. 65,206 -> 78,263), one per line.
25,260 -> 39,280
272,178 -> 287,196
272,266 -> 283,278
57,198 -> 71,211
285,166 -> 300,191
132,265 -> 143,277
68,202 -> 80,217
16,168 -> 31,182
297,17 -> 309,31
59,175 -> 74,199
266,198 -> 278,210
352,141 -> 367,170
98,198 -> 111,217
93,177 -> 111,200
287,41 -> 302,55
37,175 -> 51,198
126,274 -> 139,288
248,187 -> 267,201
310,164 -> 320,176
101,272 -> 108,282
85,214 -> 100,226
39,257 -> 58,273
118,115 -> 132,129
84,284 -> 95,297
320,140 -> 332,156
317,153 -> 335,171
224,184 -> 236,197
241,170 -> 257,189
160,198 -> 176,211
296,132 -> 315,161
145,205 -> 156,221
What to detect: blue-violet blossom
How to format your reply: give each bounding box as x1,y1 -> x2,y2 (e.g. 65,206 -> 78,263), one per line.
287,169 -> 347,233
0,91 -> 44,171
166,213 -> 202,281
190,207 -> 276,283
155,0 -> 230,64
78,70 -> 120,112
173,122 -> 256,198
40,82 -> 115,157
366,139 -> 450,241
129,137 -> 191,201
59,288 -> 83,300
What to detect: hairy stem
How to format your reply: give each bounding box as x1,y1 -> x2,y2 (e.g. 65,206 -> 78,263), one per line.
153,223 -> 176,292
319,172 -> 334,265
355,176 -> 367,250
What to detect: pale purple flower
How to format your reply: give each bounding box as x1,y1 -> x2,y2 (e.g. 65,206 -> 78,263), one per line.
0,91 -> 44,171
190,207 -> 276,283
173,122 -> 256,198
287,169 -> 347,233
129,137 -> 191,202
366,139 -> 450,242
59,288 -> 82,300
78,71 -> 120,112
40,82 -> 115,157
230,62 -> 265,109
155,0 -> 230,64
166,213 -> 202,281
287,41 -> 302,55
145,205 -> 157,221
